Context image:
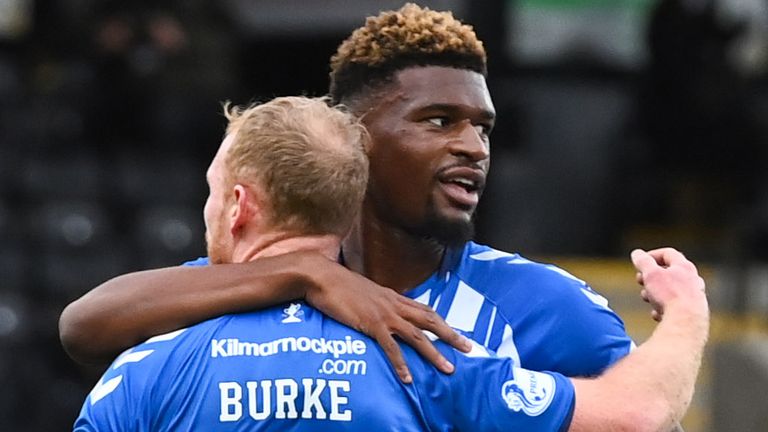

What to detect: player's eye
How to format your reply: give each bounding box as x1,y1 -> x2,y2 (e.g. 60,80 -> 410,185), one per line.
474,124 -> 491,138
427,117 -> 448,127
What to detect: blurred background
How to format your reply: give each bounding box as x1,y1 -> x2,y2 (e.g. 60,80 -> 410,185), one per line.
0,0 -> 767,430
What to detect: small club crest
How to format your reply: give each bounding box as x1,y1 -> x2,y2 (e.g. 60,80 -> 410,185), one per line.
281,303 -> 304,323
501,368 -> 556,417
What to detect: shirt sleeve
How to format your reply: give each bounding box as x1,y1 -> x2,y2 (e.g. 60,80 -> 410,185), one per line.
499,261 -> 634,376
412,342 -> 575,432
523,278 -> 633,377
182,257 -> 210,266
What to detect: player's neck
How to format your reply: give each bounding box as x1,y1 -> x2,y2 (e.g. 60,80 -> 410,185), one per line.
235,231 -> 341,263
343,214 -> 445,294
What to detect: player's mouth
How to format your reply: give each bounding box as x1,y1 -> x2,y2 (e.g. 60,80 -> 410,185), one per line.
436,166 -> 486,209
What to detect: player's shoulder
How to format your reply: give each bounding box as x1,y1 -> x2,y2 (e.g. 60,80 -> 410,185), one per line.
79,327 -> 195,418
456,242 -> 620,322
459,242 -> 589,295
114,326 -> 204,377
77,317 -> 231,429
112,315 -> 233,379
458,245 -> 631,375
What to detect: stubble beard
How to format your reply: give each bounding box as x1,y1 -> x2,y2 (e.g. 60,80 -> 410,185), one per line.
205,228 -> 230,265
409,199 -> 475,248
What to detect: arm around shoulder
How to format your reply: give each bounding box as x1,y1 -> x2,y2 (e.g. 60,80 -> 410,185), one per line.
59,251 -> 326,363
60,250 -> 469,382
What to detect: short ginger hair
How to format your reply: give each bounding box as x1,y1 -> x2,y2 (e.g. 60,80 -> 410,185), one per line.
223,97 -> 369,237
329,3 -> 487,105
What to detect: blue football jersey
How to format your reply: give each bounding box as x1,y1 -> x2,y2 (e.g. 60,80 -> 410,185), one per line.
403,242 -> 633,376
75,303 -> 575,431
184,241 -> 633,376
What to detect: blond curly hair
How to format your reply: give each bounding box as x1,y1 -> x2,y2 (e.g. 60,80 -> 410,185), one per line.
329,3 -> 486,104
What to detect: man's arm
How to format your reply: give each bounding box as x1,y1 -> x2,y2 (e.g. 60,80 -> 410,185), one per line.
420,248 -> 705,432
59,250 -> 469,382
569,248 -> 708,431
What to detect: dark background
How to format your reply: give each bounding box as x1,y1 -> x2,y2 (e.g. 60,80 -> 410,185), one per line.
1,0 -> 767,429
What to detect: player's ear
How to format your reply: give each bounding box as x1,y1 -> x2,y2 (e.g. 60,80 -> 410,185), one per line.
229,184 -> 260,235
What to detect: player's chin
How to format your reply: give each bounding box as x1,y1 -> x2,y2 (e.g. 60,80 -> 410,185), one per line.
437,203 -> 475,226
426,212 -> 475,247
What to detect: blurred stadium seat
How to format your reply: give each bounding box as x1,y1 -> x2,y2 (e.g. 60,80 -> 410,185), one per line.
0,199 -> 28,293
0,58 -> 22,99
133,204 -> 204,268
0,198 -> 9,239
29,201 -> 112,250
0,246 -> 27,294
27,201 -> 131,299
114,151 -> 205,206
20,155 -> 104,201
0,292 -> 29,344
16,96 -> 91,155
39,249 -> 131,300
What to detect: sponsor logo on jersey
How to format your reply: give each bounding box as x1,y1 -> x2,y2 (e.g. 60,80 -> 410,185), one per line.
318,358 -> 367,376
211,336 -> 367,359
282,303 -> 304,323
501,368 -> 556,416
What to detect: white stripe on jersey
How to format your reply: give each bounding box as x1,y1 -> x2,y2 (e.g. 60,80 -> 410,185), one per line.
413,289 -> 431,306
90,375 -> 124,405
91,348 -> 156,406
146,328 -> 187,343
483,306 -> 497,347
497,325 -> 521,367
445,281 -> 484,332
463,340 -> 492,358
112,349 -> 154,370
469,250 -> 515,261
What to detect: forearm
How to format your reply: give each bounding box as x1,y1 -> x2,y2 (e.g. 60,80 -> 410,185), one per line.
59,251 -> 327,364
571,300 -> 709,431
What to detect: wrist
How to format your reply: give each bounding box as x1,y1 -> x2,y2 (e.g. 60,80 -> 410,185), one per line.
294,250 -> 337,303
659,295 -> 710,343
664,292 -> 709,320
251,250 -> 323,302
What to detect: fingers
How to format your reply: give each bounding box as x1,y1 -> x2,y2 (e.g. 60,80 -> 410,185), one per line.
401,298 -> 471,353
631,247 -> 706,320
376,320 -> 459,384
640,289 -> 649,303
644,247 -> 695,270
374,331 -> 413,384
631,249 -> 658,274
641,288 -> 664,321
651,309 -> 662,322
632,247 -> 698,279
308,270 -> 465,384
373,297 -> 464,382
391,298 -> 465,374
393,321 -> 456,375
